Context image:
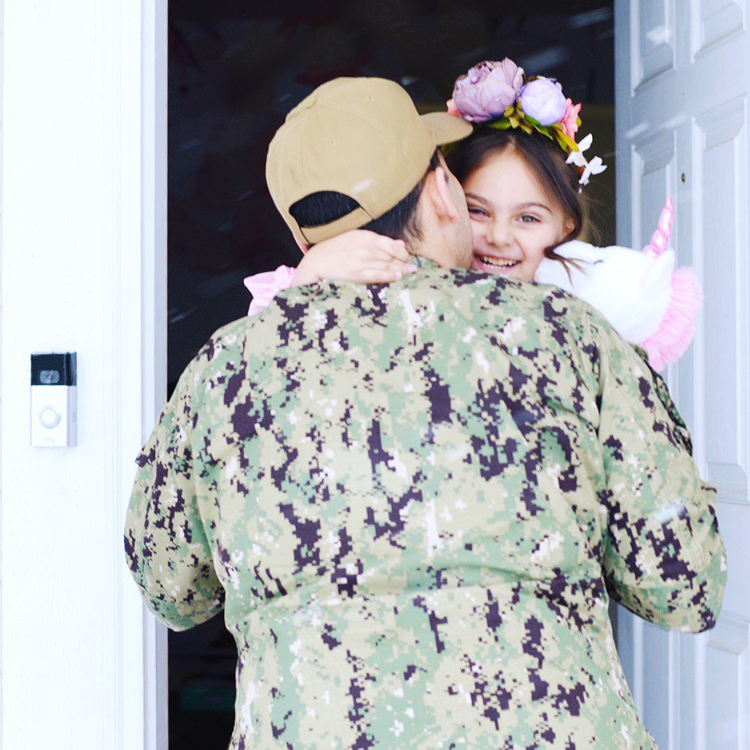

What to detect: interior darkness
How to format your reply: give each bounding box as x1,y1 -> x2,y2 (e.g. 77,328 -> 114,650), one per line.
167,2 -> 615,747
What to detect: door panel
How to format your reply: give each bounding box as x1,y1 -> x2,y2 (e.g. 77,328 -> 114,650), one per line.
698,0 -> 744,52
718,503 -> 750,619
640,627 -> 676,746
634,0 -> 676,85
696,100 -> 748,498
633,130 -> 676,246
706,618 -> 748,749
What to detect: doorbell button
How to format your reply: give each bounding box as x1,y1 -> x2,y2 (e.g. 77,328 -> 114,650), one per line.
39,406 -> 61,429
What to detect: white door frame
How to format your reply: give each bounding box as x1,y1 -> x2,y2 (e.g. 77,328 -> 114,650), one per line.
124,4 -> 170,747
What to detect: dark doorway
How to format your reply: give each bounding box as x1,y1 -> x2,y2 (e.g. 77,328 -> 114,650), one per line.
167,2 -> 615,747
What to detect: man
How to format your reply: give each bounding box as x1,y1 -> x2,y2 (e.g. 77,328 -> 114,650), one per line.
125,78 -> 725,749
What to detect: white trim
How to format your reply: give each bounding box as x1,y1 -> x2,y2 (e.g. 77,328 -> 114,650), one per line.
118,0 -> 169,747
0,0 -> 167,747
615,0 -> 633,249
0,0 -> 5,743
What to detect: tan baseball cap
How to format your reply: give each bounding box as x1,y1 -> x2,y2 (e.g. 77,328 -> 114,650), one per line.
266,77 -> 473,245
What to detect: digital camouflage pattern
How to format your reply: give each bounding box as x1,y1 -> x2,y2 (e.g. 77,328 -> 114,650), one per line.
125,263 -> 726,750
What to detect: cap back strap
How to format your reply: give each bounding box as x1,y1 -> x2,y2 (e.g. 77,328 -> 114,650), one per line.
299,206 -> 373,245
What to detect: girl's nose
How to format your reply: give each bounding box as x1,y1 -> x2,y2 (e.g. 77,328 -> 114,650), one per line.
487,221 -> 511,247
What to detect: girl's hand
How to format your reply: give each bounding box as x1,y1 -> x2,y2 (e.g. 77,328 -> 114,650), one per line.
291,230 -> 417,287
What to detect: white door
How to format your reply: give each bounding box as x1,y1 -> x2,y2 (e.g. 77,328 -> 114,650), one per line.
615,2 -> 749,748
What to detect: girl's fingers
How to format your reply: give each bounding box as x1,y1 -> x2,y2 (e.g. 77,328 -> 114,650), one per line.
360,262 -> 416,284
377,238 -> 409,262
355,247 -> 411,268
371,258 -> 416,275
361,268 -> 404,284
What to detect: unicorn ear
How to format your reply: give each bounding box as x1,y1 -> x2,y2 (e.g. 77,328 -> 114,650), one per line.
642,197 -> 674,257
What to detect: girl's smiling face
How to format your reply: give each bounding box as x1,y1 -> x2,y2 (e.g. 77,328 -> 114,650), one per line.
462,148 -> 574,281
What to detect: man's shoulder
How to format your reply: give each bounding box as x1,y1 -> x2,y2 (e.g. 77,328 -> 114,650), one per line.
254,267 -> 603,341
173,315 -> 254,395
409,267 -> 597,319
190,268 -> 604,369
196,315 -> 252,359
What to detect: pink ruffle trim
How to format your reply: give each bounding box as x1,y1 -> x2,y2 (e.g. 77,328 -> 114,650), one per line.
639,267 -> 702,371
244,265 -> 297,316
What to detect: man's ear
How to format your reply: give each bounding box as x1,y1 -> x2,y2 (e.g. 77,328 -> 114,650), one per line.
425,166 -> 462,225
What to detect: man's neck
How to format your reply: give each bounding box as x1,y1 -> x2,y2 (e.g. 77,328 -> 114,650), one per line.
407,253 -> 439,269
405,239 -> 470,270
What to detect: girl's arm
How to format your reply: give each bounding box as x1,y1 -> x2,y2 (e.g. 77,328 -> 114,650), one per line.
292,231 -> 415,287
244,230 -> 416,315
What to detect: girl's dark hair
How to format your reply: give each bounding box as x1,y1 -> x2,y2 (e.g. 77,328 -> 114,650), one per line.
445,127 -> 585,263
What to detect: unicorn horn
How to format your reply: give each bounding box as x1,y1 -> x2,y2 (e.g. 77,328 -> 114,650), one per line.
643,197 -> 674,257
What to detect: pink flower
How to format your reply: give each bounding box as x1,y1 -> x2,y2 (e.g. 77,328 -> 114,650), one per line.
452,59 -> 524,123
561,99 -> 582,138
446,98 -> 460,117
519,77 -> 567,126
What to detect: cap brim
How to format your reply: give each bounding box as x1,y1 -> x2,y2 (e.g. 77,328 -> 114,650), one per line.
421,112 -> 473,147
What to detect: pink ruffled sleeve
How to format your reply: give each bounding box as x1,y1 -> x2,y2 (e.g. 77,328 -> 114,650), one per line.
243,265 -> 297,316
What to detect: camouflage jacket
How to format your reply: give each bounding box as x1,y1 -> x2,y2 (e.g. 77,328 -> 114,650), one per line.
125,264 -> 726,750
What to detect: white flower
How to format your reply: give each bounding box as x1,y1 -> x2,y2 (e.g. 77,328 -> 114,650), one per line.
566,133 -> 606,185
580,156 -> 607,185
566,133 -> 594,167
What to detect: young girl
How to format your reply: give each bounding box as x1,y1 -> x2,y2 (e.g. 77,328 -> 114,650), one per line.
246,60 -> 700,372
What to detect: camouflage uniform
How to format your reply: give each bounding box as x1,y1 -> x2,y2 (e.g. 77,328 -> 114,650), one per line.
125,262 -> 726,749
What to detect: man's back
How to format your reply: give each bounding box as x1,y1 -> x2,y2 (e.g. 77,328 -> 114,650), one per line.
126,267 -> 724,749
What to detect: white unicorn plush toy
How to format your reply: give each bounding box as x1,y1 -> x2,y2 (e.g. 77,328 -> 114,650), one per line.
534,198 -> 701,371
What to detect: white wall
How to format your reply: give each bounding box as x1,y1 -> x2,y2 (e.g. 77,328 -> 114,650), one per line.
1,1 -> 167,748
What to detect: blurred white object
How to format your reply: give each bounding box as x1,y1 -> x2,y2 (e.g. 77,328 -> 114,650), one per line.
535,198 -> 702,370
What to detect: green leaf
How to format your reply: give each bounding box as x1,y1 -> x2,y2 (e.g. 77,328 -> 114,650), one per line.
488,118 -> 512,131
551,126 -> 577,152
524,113 -> 543,128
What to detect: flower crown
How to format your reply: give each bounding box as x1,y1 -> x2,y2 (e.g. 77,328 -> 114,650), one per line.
447,59 -> 606,187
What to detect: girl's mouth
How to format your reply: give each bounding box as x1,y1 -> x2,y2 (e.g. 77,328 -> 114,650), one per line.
475,255 -> 521,272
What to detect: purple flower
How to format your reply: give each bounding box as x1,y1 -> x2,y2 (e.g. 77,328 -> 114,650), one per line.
519,78 -> 567,126
452,59 -> 525,123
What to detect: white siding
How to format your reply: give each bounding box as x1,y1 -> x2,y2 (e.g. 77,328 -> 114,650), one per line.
0,1 -> 168,748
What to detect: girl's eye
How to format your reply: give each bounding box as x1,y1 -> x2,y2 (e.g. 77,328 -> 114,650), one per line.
519,214 -> 541,224
468,206 -> 489,218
